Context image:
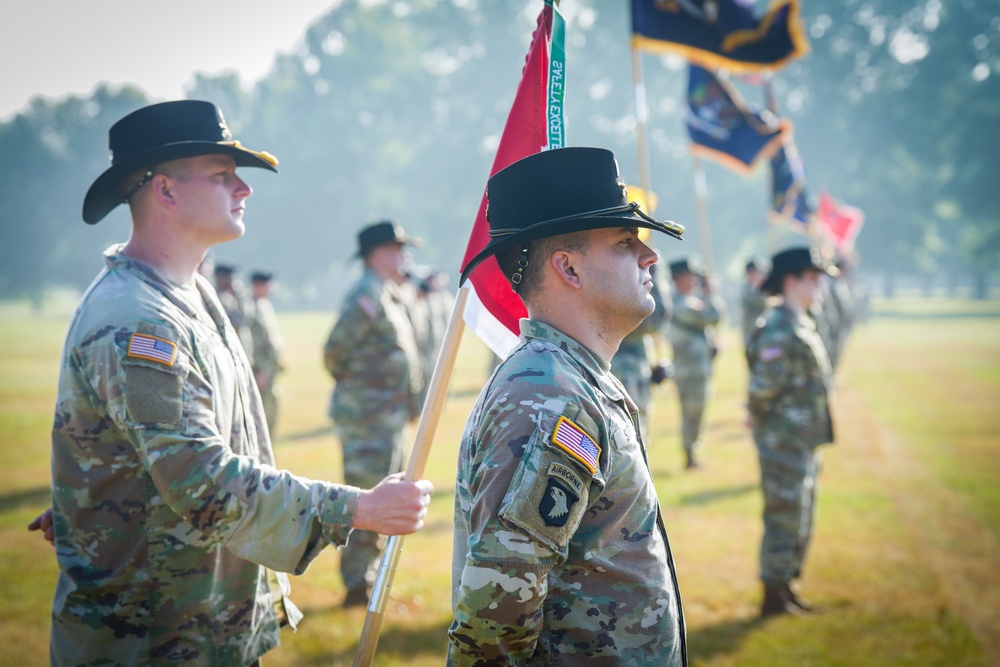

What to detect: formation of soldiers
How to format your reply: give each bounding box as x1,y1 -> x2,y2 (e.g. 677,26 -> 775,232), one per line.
205,221 -> 868,613
207,262 -> 286,434
321,221 -> 453,605
36,100 -> 870,666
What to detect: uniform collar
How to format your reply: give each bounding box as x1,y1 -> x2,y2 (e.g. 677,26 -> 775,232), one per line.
519,319 -> 626,403
102,244 -> 229,332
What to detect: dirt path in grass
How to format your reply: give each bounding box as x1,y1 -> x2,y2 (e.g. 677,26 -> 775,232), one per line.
839,385 -> 1000,665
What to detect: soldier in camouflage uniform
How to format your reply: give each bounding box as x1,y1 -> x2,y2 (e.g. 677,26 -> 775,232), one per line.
610,258 -> 672,441
821,269 -> 856,371
450,148 -> 687,665
249,270 -> 285,434
668,257 -> 724,469
323,219 -> 425,607
740,258 -> 769,349
747,246 -> 837,617
46,101 -> 432,666
214,262 -> 256,361
414,269 -> 455,405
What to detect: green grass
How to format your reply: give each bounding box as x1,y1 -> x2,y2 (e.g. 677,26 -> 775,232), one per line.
1,297 -> 998,666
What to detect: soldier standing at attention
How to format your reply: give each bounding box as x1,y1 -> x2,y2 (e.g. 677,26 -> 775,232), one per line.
668,257 -> 724,470
249,270 -> 284,434
44,100 -> 432,666
740,258 -> 769,349
747,246 -> 837,617
323,220 -> 424,607
213,261 -> 255,360
450,147 -> 687,665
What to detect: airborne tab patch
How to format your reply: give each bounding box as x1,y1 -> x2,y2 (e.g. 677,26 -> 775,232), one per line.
127,333 -> 177,366
552,416 -> 600,474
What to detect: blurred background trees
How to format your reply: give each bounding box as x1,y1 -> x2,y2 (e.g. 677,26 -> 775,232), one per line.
0,0 -> 995,304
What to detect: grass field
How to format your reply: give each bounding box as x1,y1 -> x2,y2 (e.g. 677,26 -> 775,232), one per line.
1,298 -> 998,666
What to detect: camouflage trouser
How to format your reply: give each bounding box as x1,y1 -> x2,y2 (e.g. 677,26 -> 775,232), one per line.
334,424 -> 406,592
675,374 -> 708,455
756,442 -> 820,585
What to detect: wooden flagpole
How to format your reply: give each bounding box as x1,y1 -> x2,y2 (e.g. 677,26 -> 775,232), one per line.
352,286 -> 469,667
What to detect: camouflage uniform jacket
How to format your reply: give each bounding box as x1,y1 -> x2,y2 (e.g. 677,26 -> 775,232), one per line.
668,290 -> 722,381
324,269 -> 422,430
450,320 -> 687,666
219,287 -> 256,365
50,246 -> 359,666
250,295 -> 284,378
746,303 -> 834,449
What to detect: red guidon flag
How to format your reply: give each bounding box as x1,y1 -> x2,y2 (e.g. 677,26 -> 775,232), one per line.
459,0 -> 566,357
818,190 -> 864,251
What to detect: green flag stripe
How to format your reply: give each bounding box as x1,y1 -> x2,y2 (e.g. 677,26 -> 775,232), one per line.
546,0 -> 566,149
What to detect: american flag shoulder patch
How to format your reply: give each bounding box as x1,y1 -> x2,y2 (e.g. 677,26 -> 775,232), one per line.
760,346 -> 783,362
551,416 -> 601,475
127,333 -> 177,366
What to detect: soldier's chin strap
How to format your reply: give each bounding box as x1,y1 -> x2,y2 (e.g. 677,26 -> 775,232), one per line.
510,243 -> 529,293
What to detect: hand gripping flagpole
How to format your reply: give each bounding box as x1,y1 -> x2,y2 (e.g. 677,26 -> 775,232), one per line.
353,286 -> 469,667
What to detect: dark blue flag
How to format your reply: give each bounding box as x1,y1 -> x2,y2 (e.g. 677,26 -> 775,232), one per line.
769,138 -> 812,227
632,0 -> 809,73
686,65 -> 788,173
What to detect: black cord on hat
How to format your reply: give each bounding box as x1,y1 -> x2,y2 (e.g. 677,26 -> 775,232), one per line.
122,170 -> 154,204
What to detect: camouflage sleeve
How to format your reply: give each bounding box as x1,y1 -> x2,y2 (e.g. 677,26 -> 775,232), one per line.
671,294 -> 719,330
323,294 -> 376,379
95,320 -> 358,575
706,292 -> 725,324
450,396 -> 602,663
748,324 -> 792,408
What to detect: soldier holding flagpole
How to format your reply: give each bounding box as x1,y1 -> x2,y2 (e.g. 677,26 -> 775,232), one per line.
449,147 -> 687,665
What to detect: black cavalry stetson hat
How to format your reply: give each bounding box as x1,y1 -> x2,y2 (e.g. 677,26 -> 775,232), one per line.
459,147 -> 684,286
82,100 -> 278,224
355,220 -> 423,258
761,246 -> 839,295
668,256 -> 705,279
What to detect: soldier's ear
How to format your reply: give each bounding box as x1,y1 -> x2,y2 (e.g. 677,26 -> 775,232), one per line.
550,250 -> 581,290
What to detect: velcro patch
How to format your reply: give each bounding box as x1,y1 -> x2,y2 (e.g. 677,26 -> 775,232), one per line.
127,333 -> 177,366
551,416 -> 600,474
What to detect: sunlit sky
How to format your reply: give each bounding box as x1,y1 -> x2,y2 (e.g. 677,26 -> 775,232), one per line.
1,1 -> 337,120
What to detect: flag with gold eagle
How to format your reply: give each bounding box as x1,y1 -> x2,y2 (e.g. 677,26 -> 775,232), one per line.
686,64 -> 788,173
631,0 -> 809,73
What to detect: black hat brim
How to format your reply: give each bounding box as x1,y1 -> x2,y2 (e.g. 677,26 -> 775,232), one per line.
761,257 -> 839,295
460,208 -> 682,286
352,235 -> 423,259
82,141 -> 278,224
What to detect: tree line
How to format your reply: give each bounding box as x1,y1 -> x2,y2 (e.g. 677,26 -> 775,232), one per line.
1,0 -> 995,305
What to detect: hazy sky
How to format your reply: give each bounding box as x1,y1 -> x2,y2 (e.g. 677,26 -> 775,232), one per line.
1,1 -> 337,120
